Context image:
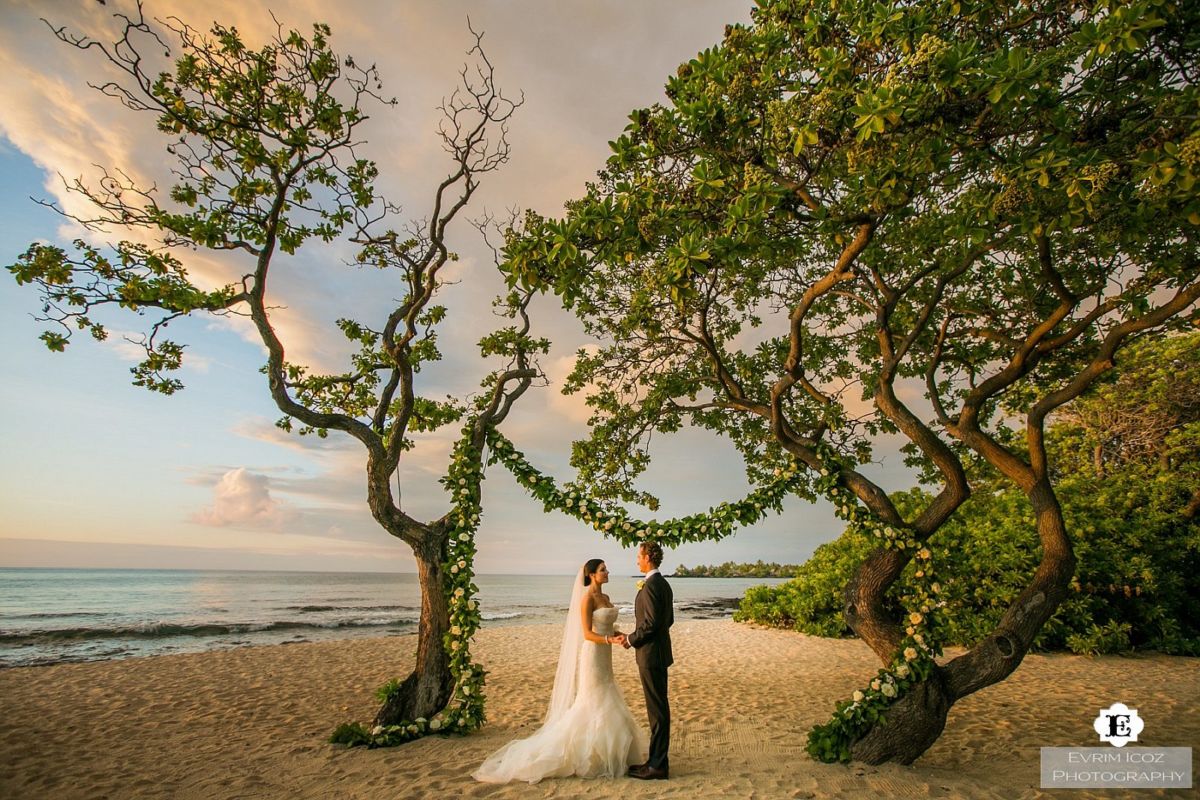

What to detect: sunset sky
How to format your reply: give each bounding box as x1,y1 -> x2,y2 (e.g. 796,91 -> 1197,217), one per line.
0,0 -> 916,574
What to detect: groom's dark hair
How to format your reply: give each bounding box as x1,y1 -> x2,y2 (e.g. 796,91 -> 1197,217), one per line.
582,558 -> 605,586
639,541 -> 663,568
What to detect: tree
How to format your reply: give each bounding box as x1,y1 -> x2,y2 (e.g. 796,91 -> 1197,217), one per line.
740,334 -> 1200,656
7,6 -> 543,731
505,0 -> 1199,763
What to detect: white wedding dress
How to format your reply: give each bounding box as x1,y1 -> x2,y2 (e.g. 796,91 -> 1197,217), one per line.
473,605 -> 647,783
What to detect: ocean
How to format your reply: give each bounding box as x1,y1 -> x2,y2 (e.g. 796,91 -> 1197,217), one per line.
0,569 -> 786,668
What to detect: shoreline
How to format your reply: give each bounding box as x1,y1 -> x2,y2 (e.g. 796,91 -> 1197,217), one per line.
2,620 -> 1196,799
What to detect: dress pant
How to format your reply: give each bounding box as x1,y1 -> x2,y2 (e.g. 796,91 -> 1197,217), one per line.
638,662 -> 670,771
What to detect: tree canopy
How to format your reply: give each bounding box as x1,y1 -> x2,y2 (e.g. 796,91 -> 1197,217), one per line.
502,0 -> 1200,764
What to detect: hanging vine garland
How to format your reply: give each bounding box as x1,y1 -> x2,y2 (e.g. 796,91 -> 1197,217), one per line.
485,428 -> 808,546
804,441 -> 946,764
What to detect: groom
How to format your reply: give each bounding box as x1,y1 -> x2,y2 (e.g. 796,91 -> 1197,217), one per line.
617,540 -> 674,780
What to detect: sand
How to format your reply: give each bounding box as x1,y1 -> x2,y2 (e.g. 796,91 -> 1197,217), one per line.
1,620 -> 1196,799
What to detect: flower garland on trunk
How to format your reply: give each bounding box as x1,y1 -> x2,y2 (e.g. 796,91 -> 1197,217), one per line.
331,418 -> 487,748
805,442 -> 946,764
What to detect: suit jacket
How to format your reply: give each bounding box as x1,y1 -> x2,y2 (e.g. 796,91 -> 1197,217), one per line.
628,571 -> 673,669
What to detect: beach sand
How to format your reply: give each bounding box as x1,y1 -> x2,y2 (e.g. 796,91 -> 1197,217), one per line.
1,620 -> 1196,799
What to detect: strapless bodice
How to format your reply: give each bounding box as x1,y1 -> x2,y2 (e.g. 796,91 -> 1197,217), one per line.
591,606 -> 618,636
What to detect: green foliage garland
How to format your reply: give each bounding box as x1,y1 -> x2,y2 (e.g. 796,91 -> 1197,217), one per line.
487,427 -> 947,763
486,428 -> 806,546
805,442 -> 945,764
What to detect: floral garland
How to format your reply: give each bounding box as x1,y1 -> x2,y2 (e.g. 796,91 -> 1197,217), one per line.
485,428 -> 807,546
331,418 -> 488,748
805,442 -> 946,764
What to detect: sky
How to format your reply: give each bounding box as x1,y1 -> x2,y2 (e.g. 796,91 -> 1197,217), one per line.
0,0 -> 918,575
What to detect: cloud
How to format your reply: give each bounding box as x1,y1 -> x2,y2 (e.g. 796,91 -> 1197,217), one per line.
231,415 -> 357,454
189,467 -> 297,529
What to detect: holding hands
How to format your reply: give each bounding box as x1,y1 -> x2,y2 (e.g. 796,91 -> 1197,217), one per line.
611,633 -> 630,649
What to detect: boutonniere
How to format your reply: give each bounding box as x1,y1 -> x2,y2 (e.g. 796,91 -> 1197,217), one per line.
635,579 -> 645,591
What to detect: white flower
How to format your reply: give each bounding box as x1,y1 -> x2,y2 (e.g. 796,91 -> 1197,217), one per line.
462,685 -> 472,695
468,601 -> 478,610
895,664 -> 910,679
451,641 -> 460,651
931,582 -> 941,594
451,625 -> 461,636
371,725 -> 384,736
459,533 -> 470,542
457,560 -> 466,569
904,647 -> 918,661
458,718 -> 466,726
430,719 -> 442,731
852,690 -> 864,702
407,724 -> 419,734
881,683 -> 896,698
451,565 -> 459,574
459,488 -> 469,496
458,478 -> 466,486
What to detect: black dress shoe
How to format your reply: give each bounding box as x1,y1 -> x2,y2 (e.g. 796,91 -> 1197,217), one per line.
629,765 -> 669,780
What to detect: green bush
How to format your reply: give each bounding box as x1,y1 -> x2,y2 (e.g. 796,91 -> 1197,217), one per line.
737,469 -> 1200,654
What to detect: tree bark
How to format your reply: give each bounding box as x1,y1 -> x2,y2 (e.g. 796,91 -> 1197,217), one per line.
845,478 -> 1076,763
850,668 -> 954,765
374,531 -> 453,726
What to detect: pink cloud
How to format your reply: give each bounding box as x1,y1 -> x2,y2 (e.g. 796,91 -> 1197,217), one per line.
190,467 -> 297,529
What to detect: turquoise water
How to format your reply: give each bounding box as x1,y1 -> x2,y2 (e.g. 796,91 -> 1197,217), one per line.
0,569 -> 785,667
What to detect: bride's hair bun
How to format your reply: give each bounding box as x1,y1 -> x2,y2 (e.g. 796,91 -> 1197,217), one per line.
582,558 -> 604,586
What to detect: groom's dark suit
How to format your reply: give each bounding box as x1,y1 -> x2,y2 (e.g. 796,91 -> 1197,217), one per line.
627,570 -> 673,773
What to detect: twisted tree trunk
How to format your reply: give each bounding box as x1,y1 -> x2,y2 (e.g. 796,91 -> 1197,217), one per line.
847,479 -> 1076,764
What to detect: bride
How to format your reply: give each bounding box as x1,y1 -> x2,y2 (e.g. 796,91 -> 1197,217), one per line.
473,559 -> 647,783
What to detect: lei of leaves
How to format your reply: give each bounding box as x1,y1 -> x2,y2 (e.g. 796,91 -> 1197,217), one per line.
804,444 -> 945,764
486,427 -> 806,547
332,418 -> 489,747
